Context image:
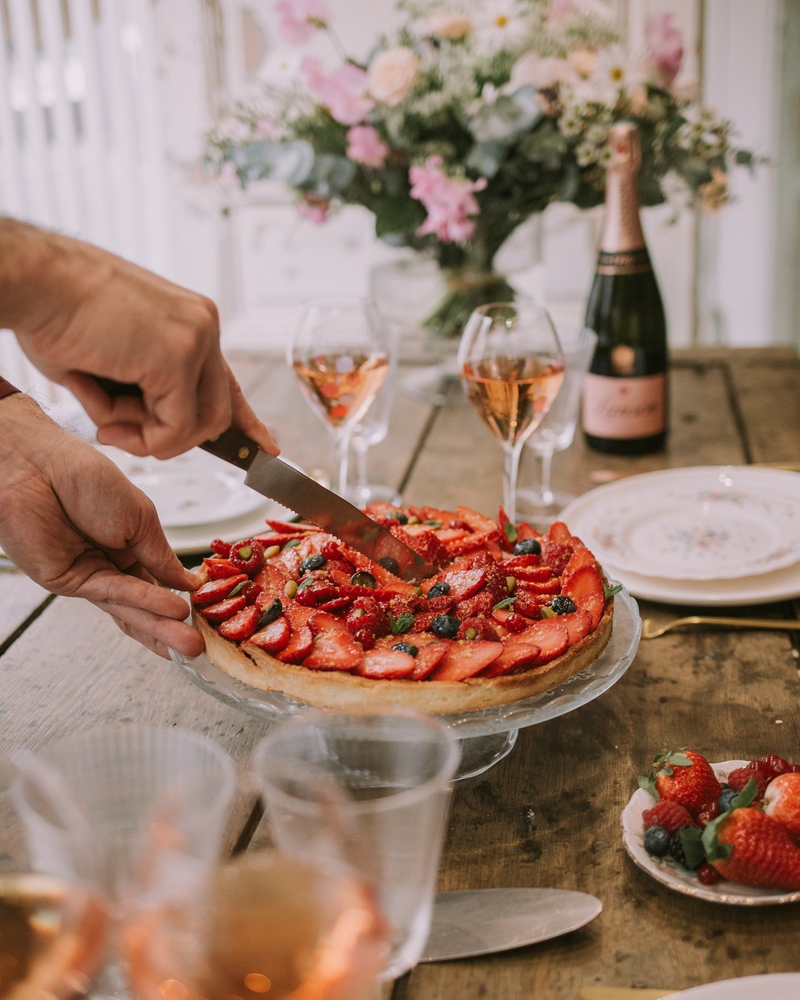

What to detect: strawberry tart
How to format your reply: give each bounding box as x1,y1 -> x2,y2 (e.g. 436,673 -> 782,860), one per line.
190,504 -> 618,714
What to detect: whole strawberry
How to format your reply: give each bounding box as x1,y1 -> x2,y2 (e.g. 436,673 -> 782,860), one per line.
706,808 -> 800,890
641,749 -> 722,818
764,773 -> 800,844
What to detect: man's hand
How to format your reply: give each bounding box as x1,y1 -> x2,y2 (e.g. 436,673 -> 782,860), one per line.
0,395 -> 204,659
0,218 -> 278,460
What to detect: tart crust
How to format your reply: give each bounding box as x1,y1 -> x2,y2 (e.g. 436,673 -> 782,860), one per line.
192,598 -> 614,714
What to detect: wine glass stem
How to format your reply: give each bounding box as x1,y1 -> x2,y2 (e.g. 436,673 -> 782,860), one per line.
332,427 -> 353,498
502,441 -> 524,524
539,448 -> 555,506
355,442 -> 370,495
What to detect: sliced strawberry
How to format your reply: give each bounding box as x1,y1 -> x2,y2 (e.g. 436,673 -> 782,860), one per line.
203,557 -> 242,580
517,578 -> 560,596
364,502 -> 406,518
410,611 -> 440,633
431,640 -> 503,681
511,565 -> 553,583
253,563 -> 291,591
549,521 -> 572,545
559,609 -> 594,646
515,522 -> 538,541
496,505 -> 516,551
309,610 -> 352,636
295,581 -> 339,607
324,558 -> 357,577
432,567 -> 487,602
564,565 -> 605,628
303,628 -> 364,671
501,554 -> 542,571
218,605 -> 261,641
392,526 -> 449,567
201,595 -> 247,623
246,617 -> 291,653
210,538 -> 232,557
265,519 -> 321,534
540,540 -> 570,576
445,530 -> 501,557
455,506 -> 498,534
336,542 -> 416,593
482,642 -> 542,678
508,619 -> 568,663
422,595 -> 456,614
242,582 -> 262,606
410,642 -> 450,680
455,590 -> 494,619
435,527 -> 470,545
513,593 -> 550,618
192,574 -> 248,607
456,617 -> 500,641
561,548 -> 596,585
276,626 -> 314,663
356,648 -> 417,680
316,596 -> 352,613
253,532 -> 310,547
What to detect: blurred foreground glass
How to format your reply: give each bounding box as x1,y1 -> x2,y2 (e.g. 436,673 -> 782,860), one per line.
124,758 -> 385,1000
13,725 -> 235,1000
254,710 -> 460,982
0,755 -> 107,998
458,302 -> 564,523
347,324 -> 402,508
517,326 -> 598,526
289,297 -> 389,497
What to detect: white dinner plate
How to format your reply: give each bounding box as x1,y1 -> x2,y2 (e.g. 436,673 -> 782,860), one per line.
677,974 -> 800,998
163,500 -> 294,556
100,447 -> 267,529
561,467 -> 800,582
622,760 -> 800,906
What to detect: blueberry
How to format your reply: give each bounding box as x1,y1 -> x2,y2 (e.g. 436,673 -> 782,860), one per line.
349,571 -> 376,589
718,788 -> 739,813
550,595 -> 577,616
390,512 -> 408,525
300,554 -> 326,573
428,582 -> 451,598
378,556 -> 400,575
392,642 -> 418,657
643,826 -> 670,857
431,615 -> 460,639
513,539 -> 541,556
257,598 -> 282,629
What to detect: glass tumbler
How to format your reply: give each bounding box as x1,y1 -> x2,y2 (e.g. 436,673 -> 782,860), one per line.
13,725 -> 236,999
253,710 -> 460,982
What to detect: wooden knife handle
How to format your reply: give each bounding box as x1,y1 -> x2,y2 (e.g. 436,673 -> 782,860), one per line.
97,377 -> 258,471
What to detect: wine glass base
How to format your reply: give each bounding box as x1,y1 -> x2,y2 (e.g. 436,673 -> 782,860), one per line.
454,730 -> 518,780
401,360 -> 461,407
345,483 -> 403,508
515,489 -> 578,531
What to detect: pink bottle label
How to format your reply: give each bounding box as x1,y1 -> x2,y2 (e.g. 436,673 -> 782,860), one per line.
582,372 -> 666,439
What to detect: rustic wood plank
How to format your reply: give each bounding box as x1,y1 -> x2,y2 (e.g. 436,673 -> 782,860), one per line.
398,625 -> 800,999
0,572 -> 49,648
0,596 -> 270,852
726,352 -> 800,464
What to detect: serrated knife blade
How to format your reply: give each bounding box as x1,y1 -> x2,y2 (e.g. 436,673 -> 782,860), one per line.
200,429 -> 443,584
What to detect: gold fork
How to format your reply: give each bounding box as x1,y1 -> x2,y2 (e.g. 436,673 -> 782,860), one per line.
642,615 -> 800,640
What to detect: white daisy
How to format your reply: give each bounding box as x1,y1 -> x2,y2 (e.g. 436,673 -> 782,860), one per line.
471,0 -> 535,56
589,46 -> 650,103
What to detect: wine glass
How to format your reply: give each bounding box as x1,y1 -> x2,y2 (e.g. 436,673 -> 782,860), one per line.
0,754 -> 108,999
458,302 -> 564,523
289,297 -> 390,498
347,323 -> 402,508
13,726 -> 236,1000
253,710 -> 460,984
517,325 -> 598,527
124,759 -> 386,1000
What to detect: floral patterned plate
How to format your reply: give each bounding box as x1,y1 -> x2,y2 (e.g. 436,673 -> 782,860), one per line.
561,467 -> 800,581
621,759 -> 800,906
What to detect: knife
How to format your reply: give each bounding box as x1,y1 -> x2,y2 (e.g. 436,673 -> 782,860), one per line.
96,380 -> 443,583
200,427 -> 442,583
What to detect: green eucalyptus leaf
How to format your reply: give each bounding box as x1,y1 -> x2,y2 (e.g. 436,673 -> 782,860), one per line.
240,139 -> 315,185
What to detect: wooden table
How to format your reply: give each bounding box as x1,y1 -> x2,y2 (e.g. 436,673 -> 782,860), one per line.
2,347 -> 799,997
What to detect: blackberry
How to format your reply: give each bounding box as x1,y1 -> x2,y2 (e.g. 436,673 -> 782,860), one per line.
391,642 -> 418,657
300,554 -> 326,573
669,827 -> 701,870
513,539 -> 541,556
550,595 -> 577,616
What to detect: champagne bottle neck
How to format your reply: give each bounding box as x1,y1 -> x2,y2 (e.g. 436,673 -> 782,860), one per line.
600,163 -> 646,254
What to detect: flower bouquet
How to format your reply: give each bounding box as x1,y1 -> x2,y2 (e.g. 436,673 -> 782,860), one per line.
207,0 -> 753,338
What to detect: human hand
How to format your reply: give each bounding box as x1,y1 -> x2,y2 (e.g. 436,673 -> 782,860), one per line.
1,219 -> 278,460
0,395 -> 204,659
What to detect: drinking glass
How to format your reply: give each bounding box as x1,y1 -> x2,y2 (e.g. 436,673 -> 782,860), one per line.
289,297 -> 390,498
13,725 -> 236,1000
0,754 -> 108,998
253,710 -> 460,982
347,324 -> 402,508
123,760 -> 386,1000
458,302 -> 564,523
517,325 -> 598,526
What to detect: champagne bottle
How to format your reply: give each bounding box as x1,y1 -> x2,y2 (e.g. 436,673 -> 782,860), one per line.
582,122 -> 668,454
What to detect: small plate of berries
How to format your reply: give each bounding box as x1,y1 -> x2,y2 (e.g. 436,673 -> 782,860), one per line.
622,750 -> 800,905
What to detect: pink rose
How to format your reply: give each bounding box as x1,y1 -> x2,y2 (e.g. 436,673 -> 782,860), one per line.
428,13 -> 472,40
302,57 -> 374,125
367,47 -> 419,106
275,0 -> 330,46
346,125 -> 390,169
409,156 -> 487,245
645,12 -> 683,86
297,193 -> 331,224
548,0 -> 577,22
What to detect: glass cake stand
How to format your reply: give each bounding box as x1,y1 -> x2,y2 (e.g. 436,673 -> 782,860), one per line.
170,588 -> 641,779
